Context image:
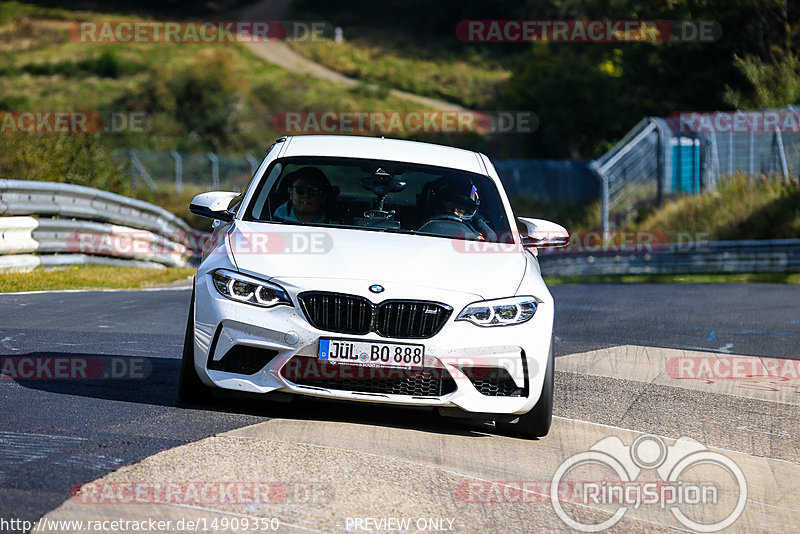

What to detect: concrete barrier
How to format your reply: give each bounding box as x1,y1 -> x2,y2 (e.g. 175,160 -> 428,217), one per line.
0,216 -> 38,255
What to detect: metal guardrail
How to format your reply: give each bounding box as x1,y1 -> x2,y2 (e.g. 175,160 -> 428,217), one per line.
0,179 -> 191,234
538,239 -> 800,277
0,180 -> 201,271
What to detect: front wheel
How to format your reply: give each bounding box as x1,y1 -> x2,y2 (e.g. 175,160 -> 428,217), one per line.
178,288 -> 213,403
496,339 -> 554,438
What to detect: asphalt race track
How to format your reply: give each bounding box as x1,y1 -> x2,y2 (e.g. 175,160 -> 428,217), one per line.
0,283 -> 798,532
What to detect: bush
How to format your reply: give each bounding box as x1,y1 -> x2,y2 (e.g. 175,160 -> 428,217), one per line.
0,134 -> 128,194
18,49 -> 138,78
117,50 -> 248,151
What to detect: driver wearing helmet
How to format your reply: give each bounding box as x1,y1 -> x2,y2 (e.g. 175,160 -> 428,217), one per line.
424,176 -> 497,241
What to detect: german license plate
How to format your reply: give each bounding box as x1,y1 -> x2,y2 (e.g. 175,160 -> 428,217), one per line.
318,339 -> 425,369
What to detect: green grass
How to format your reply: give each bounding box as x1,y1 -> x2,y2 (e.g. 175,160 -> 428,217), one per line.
0,265 -> 196,292
287,37 -> 511,109
545,273 -> 800,285
516,174 -> 800,239
628,174 -> 800,240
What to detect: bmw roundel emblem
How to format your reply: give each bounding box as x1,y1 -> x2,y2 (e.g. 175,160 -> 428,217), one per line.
369,284 -> 384,294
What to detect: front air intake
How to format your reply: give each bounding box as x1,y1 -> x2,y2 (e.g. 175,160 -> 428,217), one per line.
207,345 -> 278,375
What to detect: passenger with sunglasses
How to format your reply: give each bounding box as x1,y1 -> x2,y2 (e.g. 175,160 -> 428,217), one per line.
274,167 -> 332,223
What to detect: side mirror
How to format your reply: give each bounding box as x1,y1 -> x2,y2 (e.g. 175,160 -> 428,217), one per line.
189,192 -> 240,222
517,217 -> 569,249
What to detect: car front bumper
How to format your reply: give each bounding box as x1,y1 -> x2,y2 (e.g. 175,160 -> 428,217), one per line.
191,272 -> 554,417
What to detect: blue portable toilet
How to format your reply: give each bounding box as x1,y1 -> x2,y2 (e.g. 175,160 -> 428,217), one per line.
671,136 -> 700,193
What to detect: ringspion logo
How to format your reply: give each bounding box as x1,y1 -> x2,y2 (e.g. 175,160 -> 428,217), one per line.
551,435 -> 747,532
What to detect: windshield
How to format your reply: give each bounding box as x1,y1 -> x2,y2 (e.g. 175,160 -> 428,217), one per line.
244,157 -> 513,243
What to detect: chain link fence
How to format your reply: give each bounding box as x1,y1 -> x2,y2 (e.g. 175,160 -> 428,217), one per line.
120,150 -> 261,193
594,106 -> 800,231
120,149 -> 602,205
123,107 -> 800,231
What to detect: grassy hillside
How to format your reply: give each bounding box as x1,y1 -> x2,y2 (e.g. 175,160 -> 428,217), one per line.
287,37 -> 511,109
629,175 -> 800,240
0,1 -> 484,225
0,3 -> 439,154
510,175 -> 800,241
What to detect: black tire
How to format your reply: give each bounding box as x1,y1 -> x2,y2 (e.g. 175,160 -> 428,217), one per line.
496,339 -> 554,438
178,288 -> 213,403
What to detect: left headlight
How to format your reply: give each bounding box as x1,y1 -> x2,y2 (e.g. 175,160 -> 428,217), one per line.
211,269 -> 292,308
456,296 -> 539,327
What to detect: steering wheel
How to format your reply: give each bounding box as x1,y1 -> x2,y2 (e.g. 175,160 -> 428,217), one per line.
417,215 -> 480,239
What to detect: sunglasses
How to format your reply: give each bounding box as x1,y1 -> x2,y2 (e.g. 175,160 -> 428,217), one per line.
290,186 -> 325,197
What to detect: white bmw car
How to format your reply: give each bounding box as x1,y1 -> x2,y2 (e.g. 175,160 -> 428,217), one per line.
180,135 -> 568,438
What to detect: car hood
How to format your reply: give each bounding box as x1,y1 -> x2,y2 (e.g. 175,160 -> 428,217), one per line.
228,221 -> 527,300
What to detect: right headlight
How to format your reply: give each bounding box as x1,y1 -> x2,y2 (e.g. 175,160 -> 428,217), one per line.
455,296 -> 539,327
211,269 -> 292,308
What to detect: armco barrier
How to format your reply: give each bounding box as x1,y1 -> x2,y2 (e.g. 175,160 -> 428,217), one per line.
538,239 -> 800,277
0,179 -> 191,235
0,180 -> 202,271
33,218 -> 189,267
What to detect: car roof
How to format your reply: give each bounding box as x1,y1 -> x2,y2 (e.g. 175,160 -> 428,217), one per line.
279,135 -> 487,175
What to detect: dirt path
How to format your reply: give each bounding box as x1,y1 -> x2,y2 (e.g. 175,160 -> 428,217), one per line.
237,0 -> 467,112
